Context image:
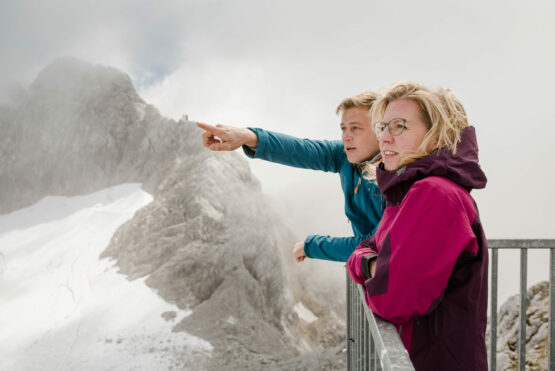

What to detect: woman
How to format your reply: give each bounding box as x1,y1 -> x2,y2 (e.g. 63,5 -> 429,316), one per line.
347,82 -> 488,370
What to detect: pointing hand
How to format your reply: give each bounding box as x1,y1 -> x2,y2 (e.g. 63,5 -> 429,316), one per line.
196,122 -> 258,151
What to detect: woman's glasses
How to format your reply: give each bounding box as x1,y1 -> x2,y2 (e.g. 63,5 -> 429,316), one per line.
373,118 -> 410,138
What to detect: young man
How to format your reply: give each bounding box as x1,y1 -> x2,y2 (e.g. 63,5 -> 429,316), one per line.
197,92 -> 384,263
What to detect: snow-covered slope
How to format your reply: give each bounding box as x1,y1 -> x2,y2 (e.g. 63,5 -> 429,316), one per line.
0,184 -> 212,371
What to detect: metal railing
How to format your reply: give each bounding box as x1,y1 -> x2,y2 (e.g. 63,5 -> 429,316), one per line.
346,239 -> 555,371
488,239 -> 555,371
346,271 -> 414,370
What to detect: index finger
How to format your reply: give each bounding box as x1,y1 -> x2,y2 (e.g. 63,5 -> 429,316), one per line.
196,122 -> 223,135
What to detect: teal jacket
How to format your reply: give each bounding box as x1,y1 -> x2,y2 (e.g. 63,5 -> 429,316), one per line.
243,128 -> 385,262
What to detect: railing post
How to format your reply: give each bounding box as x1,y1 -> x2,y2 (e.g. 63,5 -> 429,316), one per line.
519,248 -> 527,371
549,248 -> 555,371
490,248 -> 498,371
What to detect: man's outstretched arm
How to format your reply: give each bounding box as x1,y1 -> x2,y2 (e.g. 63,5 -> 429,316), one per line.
241,127 -> 344,173
198,123 -> 344,173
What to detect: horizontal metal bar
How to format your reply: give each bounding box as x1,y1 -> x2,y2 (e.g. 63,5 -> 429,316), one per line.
488,239 -> 555,249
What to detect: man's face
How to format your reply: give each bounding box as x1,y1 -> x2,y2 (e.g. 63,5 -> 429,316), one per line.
340,107 -> 379,164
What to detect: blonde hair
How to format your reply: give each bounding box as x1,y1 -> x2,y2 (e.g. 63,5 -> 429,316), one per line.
336,91 -> 379,114
370,81 -> 468,168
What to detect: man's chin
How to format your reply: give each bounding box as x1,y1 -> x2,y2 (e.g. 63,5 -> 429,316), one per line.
346,152 -> 365,165
346,155 -> 357,164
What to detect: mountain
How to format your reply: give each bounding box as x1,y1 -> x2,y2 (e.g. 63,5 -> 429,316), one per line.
0,56 -> 199,214
0,57 -> 346,370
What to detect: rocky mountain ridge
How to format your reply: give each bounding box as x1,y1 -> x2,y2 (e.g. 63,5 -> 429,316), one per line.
0,57 -> 196,214
0,57 -> 346,370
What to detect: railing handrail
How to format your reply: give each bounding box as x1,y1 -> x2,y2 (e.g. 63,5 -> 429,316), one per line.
356,285 -> 414,370
488,239 -> 555,249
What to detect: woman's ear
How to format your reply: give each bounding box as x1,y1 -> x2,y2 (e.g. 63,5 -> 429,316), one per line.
426,140 -> 439,153
424,130 -> 439,153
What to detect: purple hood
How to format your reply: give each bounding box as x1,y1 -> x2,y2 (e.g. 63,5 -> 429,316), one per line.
376,126 -> 487,204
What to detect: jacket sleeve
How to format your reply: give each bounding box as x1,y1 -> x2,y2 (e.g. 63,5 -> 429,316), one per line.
362,181 -> 476,325
347,236 -> 378,283
304,232 -> 374,263
242,127 -> 344,173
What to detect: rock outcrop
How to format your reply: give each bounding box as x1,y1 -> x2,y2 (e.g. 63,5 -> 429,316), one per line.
488,281 -> 549,371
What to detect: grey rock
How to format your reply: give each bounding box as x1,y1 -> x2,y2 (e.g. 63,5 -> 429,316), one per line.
488,281 -> 549,370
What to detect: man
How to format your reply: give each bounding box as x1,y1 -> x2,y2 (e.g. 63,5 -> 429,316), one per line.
197,92 -> 384,263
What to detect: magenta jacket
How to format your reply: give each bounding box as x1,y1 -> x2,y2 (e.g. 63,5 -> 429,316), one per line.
347,127 -> 488,370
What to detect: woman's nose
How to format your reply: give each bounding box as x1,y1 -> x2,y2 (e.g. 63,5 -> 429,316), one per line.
380,128 -> 393,144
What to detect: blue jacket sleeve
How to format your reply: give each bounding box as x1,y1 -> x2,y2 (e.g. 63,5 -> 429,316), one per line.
303,216 -> 380,262
304,232 -> 375,262
242,127 -> 344,173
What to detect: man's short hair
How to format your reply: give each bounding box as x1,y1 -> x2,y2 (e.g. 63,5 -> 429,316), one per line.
336,91 -> 379,114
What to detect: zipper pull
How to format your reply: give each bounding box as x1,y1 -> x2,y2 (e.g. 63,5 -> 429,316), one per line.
354,177 -> 361,194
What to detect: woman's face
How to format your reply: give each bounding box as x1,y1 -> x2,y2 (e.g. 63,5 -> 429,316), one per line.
378,98 -> 430,171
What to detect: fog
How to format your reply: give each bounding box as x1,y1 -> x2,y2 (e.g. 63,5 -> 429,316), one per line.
2,0 -> 555,306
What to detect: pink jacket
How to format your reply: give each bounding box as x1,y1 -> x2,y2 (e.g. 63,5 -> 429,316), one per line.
347,127 -> 488,371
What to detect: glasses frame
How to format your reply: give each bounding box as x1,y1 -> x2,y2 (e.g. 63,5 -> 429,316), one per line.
373,118 -> 413,138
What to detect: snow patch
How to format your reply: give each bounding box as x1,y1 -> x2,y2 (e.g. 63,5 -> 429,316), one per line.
0,183 -> 212,371
294,302 -> 318,323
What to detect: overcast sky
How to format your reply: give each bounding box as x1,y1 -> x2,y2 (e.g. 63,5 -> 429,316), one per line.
2,0 -> 554,296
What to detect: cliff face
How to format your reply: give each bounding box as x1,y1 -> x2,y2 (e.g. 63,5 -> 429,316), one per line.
0,56 -> 197,214
101,149 -> 303,368
1,57 -> 346,370
488,281 -> 550,371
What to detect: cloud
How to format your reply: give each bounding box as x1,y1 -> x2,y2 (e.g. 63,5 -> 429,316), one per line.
2,0 -> 555,241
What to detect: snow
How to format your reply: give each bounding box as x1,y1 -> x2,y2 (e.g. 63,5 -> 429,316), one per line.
0,184 -> 212,371
294,302 -> 318,324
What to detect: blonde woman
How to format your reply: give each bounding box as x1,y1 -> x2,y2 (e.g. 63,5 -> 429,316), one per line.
347,82 -> 488,370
